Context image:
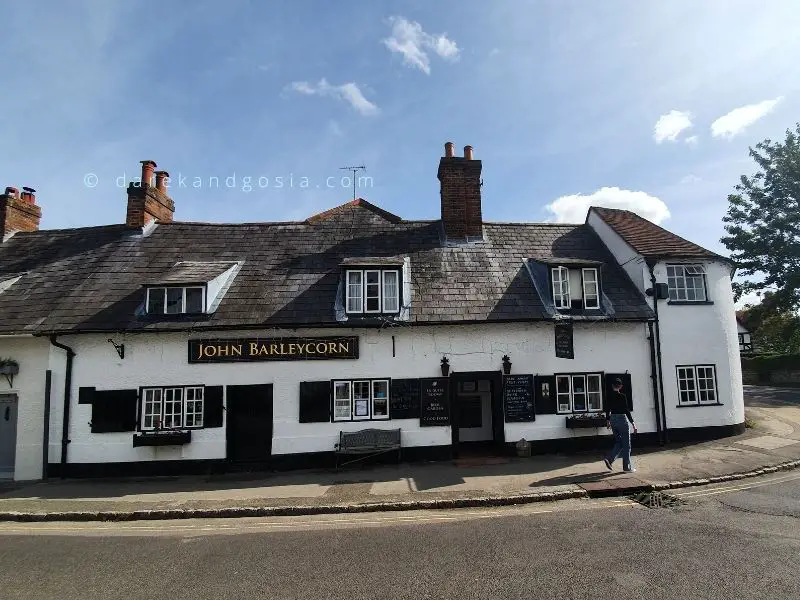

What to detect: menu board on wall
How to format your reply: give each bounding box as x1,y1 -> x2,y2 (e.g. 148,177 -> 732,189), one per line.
419,378 -> 450,427
554,321 -> 574,359
503,374 -> 535,422
390,379 -> 421,420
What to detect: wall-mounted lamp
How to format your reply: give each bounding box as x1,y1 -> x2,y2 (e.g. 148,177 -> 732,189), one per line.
440,356 -> 450,377
107,338 -> 125,360
502,354 -> 512,375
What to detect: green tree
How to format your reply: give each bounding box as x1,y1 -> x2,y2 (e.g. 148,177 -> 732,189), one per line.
722,123 -> 800,311
739,292 -> 800,354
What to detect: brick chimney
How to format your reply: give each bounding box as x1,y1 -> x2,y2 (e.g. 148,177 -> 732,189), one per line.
1,185 -> 42,238
126,160 -> 175,227
437,142 -> 483,240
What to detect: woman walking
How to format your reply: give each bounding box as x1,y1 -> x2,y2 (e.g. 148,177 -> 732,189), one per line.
603,378 -> 637,472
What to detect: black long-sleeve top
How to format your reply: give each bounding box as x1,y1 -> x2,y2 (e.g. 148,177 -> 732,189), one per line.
605,390 -> 634,424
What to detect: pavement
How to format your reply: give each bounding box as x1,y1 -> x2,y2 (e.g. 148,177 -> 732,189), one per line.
1,385 -> 799,521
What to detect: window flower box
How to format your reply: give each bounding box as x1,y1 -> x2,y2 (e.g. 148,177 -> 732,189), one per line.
133,430 -> 192,447
565,414 -> 607,429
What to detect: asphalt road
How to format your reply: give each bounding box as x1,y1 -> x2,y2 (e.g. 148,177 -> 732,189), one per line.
1,471 -> 798,600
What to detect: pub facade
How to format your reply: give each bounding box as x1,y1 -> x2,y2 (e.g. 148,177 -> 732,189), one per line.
0,145 -> 744,480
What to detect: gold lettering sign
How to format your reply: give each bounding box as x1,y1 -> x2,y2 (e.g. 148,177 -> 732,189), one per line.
188,336 -> 359,363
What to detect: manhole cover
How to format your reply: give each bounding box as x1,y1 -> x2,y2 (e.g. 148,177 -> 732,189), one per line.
629,491 -> 685,509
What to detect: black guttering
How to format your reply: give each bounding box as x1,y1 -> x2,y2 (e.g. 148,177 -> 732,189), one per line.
647,262 -> 669,443
647,321 -> 662,441
49,336 -> 75,477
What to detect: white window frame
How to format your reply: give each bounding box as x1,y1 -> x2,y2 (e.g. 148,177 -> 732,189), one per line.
556,373 -> 604,414
582,268 -> 600,309
346,270 -> 363,313
184,386 -> 204,428
146,286 -> 206,315
364,270 -> 382,314
371,379 -> 390,420
552,266 -> 571,309
382,271 -> 400,313
666,264 -> 707,302
345,269 -> 401,315
352,380 -> 372,421
677,365 -> 718,405
333,381 -> 352,421
140,385 -> 205,431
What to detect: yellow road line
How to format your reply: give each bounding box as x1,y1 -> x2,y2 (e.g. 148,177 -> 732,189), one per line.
675,472 -> 800,499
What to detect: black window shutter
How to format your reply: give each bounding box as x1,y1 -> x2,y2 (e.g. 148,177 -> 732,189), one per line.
299,381 -> 332,423
78,387 -> 95,405
204,386 -> 224,428
534,375 -> 557,415
91,389 -> 138,433
604,373 -> 633,412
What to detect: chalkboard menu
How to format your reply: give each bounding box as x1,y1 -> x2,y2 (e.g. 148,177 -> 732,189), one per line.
503,374 -> 535,422
419,378 -> 450,427
390,379 -> 421,420
554,321 -> 574,359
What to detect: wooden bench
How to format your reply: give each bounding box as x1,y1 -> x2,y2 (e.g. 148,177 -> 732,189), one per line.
335,428 -> 401,470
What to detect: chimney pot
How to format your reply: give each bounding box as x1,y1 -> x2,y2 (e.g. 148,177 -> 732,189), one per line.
4,186 -> 19,198
155,171 -> 169,193
21,186 -> 36,204
464,145 -> 474,160
140,160 -> 157,187
444,142 -> 455,158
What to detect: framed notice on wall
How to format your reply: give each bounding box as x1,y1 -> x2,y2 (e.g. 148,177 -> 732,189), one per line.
503,374 -> 535,422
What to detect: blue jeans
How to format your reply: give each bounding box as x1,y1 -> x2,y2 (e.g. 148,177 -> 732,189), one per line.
605,414 -> 633,471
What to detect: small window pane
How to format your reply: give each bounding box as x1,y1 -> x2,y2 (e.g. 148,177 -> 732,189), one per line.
556,376 -> 571,413
347,271 -> 363,313
185,287 -> 203,313
166,288 -> 183,314
572,376 -> 587,412
333,381 -> 351,421
147,288 -> 165,314
552,267 -> 570,309
372,380 -> 389,418
383,271 -> 399,313
365,271 -> 381,312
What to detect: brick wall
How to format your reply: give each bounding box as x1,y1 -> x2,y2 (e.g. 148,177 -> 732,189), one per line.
437,156 -> 483,240
1,195 -> 41,236
125,184 -> 175,227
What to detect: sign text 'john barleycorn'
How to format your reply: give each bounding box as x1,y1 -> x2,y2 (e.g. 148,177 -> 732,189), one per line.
188,336 -> 359,363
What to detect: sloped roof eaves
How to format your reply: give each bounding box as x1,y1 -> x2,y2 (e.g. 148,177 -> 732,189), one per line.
592,207 -> 730,263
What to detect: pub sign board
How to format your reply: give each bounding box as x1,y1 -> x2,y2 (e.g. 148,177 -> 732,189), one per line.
188,336 -> 359,363
554,321 -> 574,359
503,374 -> 535,422
419,377 -> 450,427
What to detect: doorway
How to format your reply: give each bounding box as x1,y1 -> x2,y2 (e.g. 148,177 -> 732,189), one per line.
449,371 -> 504,457
226,384 -> 273,465
0,394 -> 18,479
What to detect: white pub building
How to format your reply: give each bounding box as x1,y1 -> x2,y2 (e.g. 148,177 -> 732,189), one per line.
0,144 -> 744,480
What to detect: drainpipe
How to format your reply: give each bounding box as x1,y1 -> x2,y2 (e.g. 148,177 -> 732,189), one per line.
49,337 -> 75,478
647,264 -> 669,442
647,321 -> 663,441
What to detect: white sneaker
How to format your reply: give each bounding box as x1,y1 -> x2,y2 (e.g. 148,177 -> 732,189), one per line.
623,467 -> 637,473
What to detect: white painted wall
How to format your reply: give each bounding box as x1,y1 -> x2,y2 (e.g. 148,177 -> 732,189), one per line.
586,211 -> 647,293
653,260 -> 745,429
0,336 -> 50,480
27,321 -> 653,468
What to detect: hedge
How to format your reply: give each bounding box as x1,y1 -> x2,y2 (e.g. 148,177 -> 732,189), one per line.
742,354 -> 800,373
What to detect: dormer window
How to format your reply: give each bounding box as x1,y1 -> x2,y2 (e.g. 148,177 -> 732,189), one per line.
551,266 -> 601,310
146,286 -> 205,315
346,268 -> 401,314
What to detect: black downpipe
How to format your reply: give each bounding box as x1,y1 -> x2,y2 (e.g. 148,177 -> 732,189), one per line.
42,370 -> 52,480
648,266 -> 669,442
647,321 -> 663,442
49,337 -> 76,478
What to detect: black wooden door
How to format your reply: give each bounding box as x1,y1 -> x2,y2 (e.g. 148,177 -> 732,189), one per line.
226,384 -> 273,463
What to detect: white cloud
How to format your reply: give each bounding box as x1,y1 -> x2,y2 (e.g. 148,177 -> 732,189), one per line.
327,120 -> 343,136
653,110 -> 693,143
382,16 -> 460,74
288,79 -> 379,116
711,96 -> 784,139
680,174 -> 702,184
546,187 -> 671,224
684,135 -> 699,145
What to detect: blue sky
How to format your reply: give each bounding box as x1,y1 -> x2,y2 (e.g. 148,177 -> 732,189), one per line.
2,1 -> 799,263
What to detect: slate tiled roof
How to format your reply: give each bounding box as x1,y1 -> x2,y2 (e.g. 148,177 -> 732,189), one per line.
144,261 -> 239,285
592,207 -> 727,261
0,201 -> 653,334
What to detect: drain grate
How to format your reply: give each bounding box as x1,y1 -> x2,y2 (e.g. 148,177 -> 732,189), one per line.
629,491 -> 685,509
